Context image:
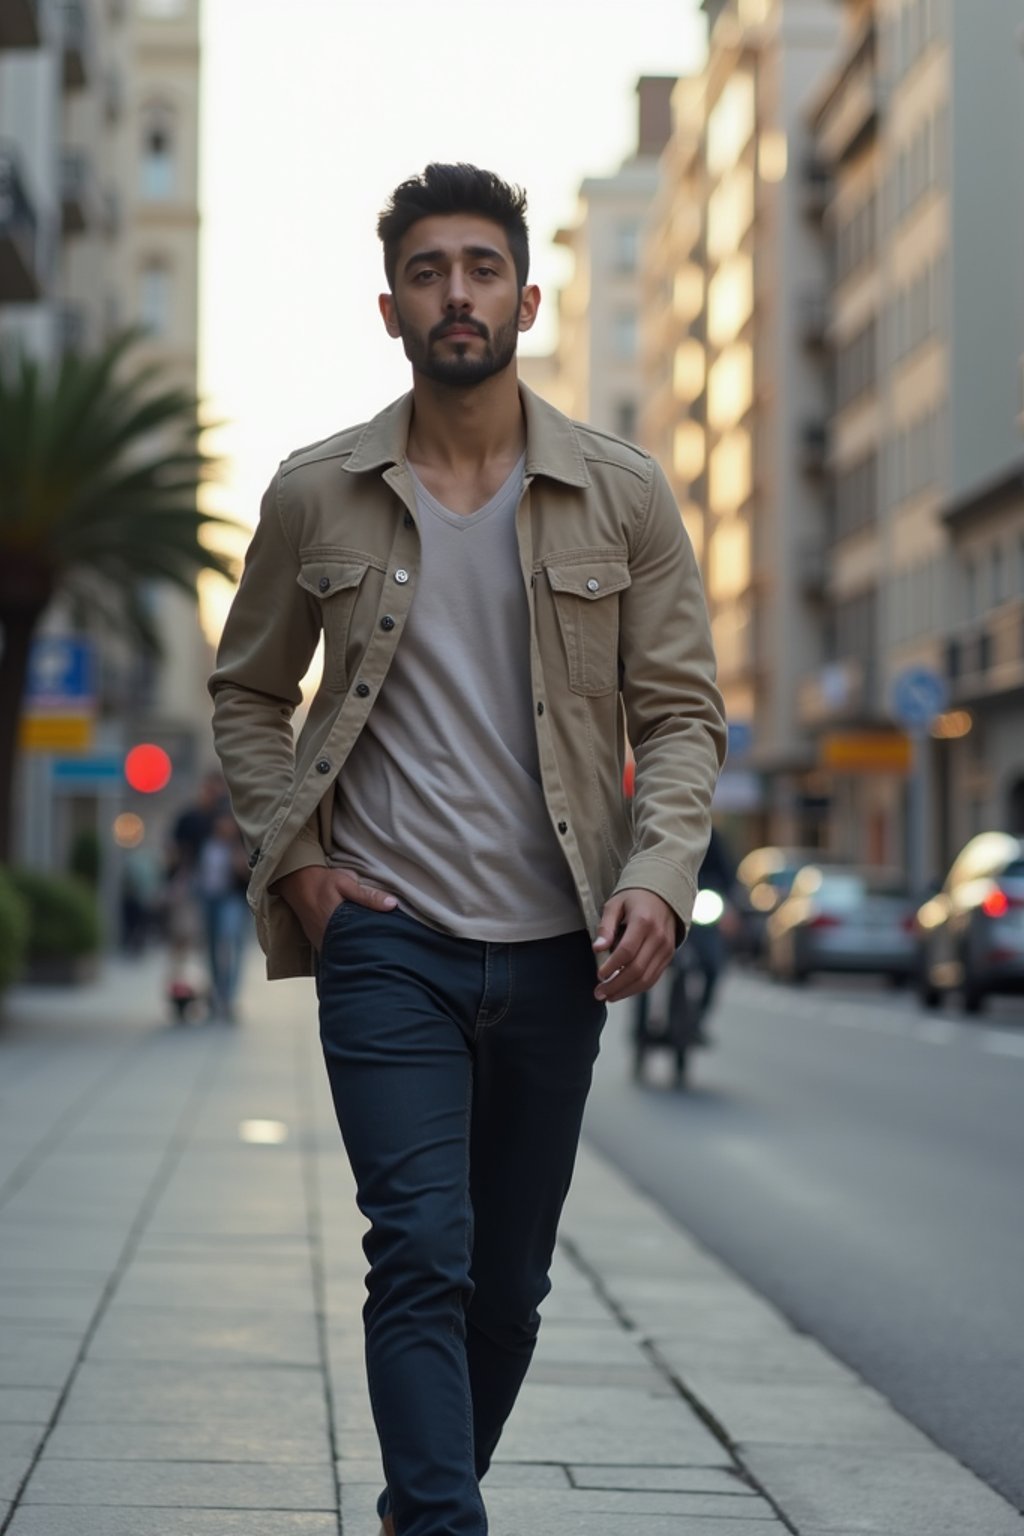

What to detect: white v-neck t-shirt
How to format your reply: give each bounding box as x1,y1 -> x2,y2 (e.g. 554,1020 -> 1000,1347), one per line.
330,455 -> 583,941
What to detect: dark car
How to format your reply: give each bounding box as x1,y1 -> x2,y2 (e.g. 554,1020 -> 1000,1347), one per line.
766,864 -> 917,985
916,832 -> 1024,1014
734,846 -> 823,961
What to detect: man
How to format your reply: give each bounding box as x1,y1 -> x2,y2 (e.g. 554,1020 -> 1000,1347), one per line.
210,163 -> 726,1536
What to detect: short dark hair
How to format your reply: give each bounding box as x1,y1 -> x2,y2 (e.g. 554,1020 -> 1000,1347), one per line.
377,163 -> 530,291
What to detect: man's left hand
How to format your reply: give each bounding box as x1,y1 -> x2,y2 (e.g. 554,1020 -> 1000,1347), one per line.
592,889 -> 678,1002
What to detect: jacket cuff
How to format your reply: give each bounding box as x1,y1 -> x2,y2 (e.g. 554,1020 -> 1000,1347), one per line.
268,833 -> 328,888
612,856 -> 698,934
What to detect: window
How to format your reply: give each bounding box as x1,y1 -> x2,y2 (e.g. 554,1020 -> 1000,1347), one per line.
138,0 -> 186,15
613,309 -> 637,360
614,400 -> 637,441
613,221 -> 640,274
139,261 -> 171,335
141,104 -> 175,200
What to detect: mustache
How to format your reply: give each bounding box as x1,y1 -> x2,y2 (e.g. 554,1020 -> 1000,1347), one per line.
430,317 -> 489,343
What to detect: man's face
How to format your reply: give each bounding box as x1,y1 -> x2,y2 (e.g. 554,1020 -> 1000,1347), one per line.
380,214 -> 539,388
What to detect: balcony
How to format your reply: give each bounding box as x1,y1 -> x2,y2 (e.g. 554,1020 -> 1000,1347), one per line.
0,0 -> 42,48
801,155 -> 830,220
816,60 -> 881,167
798,290 -> 829,350
796,539 -> 828,600
60,148 -> 94,235
800,418 -> 829,475
61,1 -> 91,90
946,599 -> 1024,705
0,145 -> 41,301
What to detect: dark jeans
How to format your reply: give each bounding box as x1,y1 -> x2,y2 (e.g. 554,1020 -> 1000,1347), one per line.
317,903 -> 606,1536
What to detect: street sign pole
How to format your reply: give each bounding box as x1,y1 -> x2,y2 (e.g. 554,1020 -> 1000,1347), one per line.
891,666 -> 948,895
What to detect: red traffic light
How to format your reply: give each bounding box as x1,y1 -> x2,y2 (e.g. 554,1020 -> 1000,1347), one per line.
124,744 -> 172,794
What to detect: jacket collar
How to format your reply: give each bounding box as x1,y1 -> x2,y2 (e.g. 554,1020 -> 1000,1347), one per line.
342,380 -> 591,489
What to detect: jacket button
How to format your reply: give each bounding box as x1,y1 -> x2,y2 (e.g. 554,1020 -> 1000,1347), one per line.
557,820 -> 568,834
394,568 -> 410,584
586,578 -> 600,593
318,576 -> 331,592
316,759 -> 331,774
380,615 -> 395,631
356,682 -> 371,697
536,701 -> 545,716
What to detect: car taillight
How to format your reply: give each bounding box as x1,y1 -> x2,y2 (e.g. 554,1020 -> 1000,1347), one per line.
982,890 -> 1010,918
901,915 -> 916,934
809,913 -> 842,930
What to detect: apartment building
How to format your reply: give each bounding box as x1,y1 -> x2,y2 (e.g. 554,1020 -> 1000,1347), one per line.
804,0 -> 1024,873
640,0 -> 842,841
0,0 -> 205,872
519,75 -> 674,438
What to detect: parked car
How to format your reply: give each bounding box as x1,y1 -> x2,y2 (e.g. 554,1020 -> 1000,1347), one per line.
734,846 -> 823,961
766,864 -> 917,985
915,832 -> 1024,1013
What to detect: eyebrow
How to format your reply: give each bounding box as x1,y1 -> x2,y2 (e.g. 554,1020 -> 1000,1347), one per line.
403,244 -> 508,273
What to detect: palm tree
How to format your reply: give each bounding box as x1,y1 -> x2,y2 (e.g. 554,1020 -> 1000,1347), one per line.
0,332 -> 240,861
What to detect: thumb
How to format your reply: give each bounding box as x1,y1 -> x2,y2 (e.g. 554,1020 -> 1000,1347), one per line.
593,898 -> 624,951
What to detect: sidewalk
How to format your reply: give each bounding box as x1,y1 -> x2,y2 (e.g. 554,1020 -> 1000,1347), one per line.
1,954 -> 1020,1535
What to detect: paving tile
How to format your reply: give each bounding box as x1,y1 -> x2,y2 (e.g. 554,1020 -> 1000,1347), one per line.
0,1389 -> 58,1426
86,1305 -> 319,1368
685,1378 -> 933,1452
22,1457 -> 335,1510
59,1362 -> 328,1435
341,1480 -> 781,1535
7,1511 -> 338,1535
740,1444 -> 1024,1535
496,1382 -> 723,1464
45,1420 -> 330,1465
569,1463 -> 751,1492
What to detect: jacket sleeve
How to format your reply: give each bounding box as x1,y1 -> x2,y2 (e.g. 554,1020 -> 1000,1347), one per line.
614,458 -> 728,926
208,469 -> 327,876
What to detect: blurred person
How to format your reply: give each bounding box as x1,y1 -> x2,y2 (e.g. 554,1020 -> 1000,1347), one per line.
671,823 -> 739,1047
163,770 -> 229,1019
210,163 -> 725,1536
196,812 -> 250,1021
120,839 -> 163,955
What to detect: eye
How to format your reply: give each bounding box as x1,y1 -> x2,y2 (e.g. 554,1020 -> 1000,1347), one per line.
474,266 -> 497,278
411,268 -> 438,283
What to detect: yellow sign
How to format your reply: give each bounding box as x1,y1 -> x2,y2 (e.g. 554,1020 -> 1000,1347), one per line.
820,731 -> 912,775
19,715 -> 95,752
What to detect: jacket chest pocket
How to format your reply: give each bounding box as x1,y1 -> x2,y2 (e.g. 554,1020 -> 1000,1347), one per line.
544,558 -> 631,697
296,556 -> 371,690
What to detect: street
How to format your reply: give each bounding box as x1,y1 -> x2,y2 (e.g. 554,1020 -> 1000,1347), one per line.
586,968 -> 1024,1510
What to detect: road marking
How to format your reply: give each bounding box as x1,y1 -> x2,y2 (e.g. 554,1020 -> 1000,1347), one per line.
981,1032 -> 1024,1058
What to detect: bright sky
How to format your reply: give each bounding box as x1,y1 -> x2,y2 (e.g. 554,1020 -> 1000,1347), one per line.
197,0 -> 706,579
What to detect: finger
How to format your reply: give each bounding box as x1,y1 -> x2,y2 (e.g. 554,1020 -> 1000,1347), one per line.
354,880 -> 398,911
593,898 -> 625,954
596,935 -> 671,1001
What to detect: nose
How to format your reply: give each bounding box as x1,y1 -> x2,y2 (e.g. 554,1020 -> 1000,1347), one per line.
444,263 -> 472,312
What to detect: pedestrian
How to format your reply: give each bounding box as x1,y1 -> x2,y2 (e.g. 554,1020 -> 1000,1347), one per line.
164,769 -> 229,1019
196,811 -> 250,1021
210,163 -> 726,1536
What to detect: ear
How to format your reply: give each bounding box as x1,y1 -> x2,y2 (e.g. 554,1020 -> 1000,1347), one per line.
518,283 -> 541,334
379,293 -> 402,339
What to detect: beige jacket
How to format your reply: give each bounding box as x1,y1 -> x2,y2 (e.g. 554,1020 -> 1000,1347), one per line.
209,384 -> 727,979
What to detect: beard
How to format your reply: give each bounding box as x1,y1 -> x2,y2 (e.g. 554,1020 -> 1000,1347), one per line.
395,304 -> 520,388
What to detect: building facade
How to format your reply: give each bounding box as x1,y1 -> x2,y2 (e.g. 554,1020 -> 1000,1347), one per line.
520,75 -> 675,439
0,0 -> 205,883
804,0 -> 1024,877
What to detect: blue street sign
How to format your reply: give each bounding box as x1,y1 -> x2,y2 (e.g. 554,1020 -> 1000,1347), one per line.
890,666 -> 948,730
727,721 -> 754,761
50,756 -> 123,787
25,636 -> 95,707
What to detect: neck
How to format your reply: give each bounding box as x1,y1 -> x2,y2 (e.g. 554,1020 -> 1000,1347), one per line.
406,365 -> 525,471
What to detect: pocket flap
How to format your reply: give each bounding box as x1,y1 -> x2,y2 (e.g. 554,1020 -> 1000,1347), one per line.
296,559 -> 369,599
544,559 -> 631,600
